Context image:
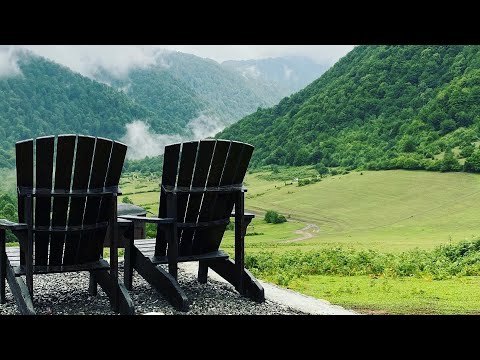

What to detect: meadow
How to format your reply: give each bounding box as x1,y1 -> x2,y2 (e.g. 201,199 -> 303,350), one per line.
119,167 -> 480,314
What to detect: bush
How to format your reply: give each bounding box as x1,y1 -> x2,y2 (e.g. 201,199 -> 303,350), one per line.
264,210 -> 287,224
122,196 -> 134,204
244,239 -> 480,286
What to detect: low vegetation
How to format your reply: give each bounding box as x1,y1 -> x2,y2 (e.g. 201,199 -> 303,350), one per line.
264,210 -> 287,224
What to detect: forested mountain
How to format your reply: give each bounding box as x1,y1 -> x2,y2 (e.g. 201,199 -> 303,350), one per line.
0,50 -> 306,169
0,52 -> 172,168
217,45 -> 480,172
222,56 -> 329,96
96,51 -> 290,136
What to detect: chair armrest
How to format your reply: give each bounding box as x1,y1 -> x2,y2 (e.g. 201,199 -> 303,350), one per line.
0,219 -> 28,231
118,215 -> 175,225
230,212 -> 255,220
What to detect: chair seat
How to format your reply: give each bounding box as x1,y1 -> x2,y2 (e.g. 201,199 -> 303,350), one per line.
5,246 -> 109,276
134,238 -> 230,264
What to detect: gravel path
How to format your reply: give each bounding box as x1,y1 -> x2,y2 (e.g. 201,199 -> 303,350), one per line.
0,262 -> 306,315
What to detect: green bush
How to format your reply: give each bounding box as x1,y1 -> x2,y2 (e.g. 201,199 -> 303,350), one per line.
264,210 -> 287,224
122,196 -> 134,204
245,239 -> 480,286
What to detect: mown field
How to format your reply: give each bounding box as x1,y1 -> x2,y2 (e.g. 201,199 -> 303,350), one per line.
120,168 -> 480,252
119,168 -> 480,314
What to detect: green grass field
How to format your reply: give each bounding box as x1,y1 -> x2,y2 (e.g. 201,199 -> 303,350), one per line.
121,169 -> 480,253
106,170 -> 480,314
288,275 -> 480,315
245,169 -> 480,252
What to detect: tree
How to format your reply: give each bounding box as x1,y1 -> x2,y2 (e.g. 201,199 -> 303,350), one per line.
440,119 -> 457,135
315,163 -> 329,177
440,149 -> 461,172
464,150 -> 480,172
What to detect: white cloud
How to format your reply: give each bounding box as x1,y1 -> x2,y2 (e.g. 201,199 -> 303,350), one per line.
18,45 -> 163,79
2,45 -> 354,80
0,46 -> 21,78
187,113 -> 225,139
242,65 -> 261,79
122,113 -> 228,159
283,65 -> 294,80
121,120 -> 182,159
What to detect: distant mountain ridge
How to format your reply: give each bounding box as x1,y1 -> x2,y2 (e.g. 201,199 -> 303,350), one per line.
222,56 -> 330,96
0,49 -> 330,168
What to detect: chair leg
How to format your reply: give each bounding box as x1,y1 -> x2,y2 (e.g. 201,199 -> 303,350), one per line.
133,246 -> 188,311
0,230 -> 6,304
207,258 -> 265,303
124,230 -> 134,291
93,269 -> 135,315
88,272 -> 97,296
198,261 -> 208,284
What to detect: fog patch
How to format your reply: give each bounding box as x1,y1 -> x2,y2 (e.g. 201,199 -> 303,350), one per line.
187,114 -> 225,140
0,46 -> 21,78
121,120 -> 182,159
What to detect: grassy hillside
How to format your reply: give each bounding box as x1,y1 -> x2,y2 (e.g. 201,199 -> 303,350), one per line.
243,169 -> 480,252
120,169 -> 480,252
217,45 -> 480,173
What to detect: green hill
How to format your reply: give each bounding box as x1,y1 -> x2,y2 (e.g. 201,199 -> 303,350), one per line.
217,45 -> 480,173
0,51 -> 174,168
96,51 -> 289,136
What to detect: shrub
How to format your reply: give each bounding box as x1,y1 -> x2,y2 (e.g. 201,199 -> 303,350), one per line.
122,196 -> 134,204
244,239 -> 480,286
264,210 -> 287,224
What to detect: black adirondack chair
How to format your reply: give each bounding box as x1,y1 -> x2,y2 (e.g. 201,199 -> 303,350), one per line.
120,139 -> 265,311
0,135 -> 134,315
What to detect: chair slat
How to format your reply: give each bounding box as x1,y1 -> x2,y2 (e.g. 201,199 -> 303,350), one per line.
201,141 -> 245,252
179,140 -> 216,256
63,136 -> 95,265
77,138 -> 113,263
105,141 -> 127,188
93,141 -> 127,258
49,135 -> 76,266
155,143 -> 180,256
176,141 -> 198,256
33,136 -> 54,266
193,140 -> 230,254
15,139 -> 34,266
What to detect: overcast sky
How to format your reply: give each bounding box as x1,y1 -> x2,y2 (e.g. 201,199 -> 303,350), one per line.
1,45 -> 354,79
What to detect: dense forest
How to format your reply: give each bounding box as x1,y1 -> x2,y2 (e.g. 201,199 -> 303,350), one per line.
0,50 -> 316,169
95,51 -> 292,135
0,52 -> 170,168
217,45 -> 480,173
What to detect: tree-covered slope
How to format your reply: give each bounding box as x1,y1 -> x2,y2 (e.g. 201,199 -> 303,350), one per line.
0,52 -> 173,167
217,45 -> 480,172
98,51 -> 290,136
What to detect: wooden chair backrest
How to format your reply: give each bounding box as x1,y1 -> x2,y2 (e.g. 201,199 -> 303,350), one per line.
15,135 -> 127,266
155,139 -> 254,257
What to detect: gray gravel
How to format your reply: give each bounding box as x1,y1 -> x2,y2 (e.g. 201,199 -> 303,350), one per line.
0,262 -> 306,315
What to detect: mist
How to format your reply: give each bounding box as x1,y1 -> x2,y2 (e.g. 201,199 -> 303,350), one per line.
122,114 -> 226,160
0,46 -> 21,78
17,45 -> 170,80
187,114 -> 225,140
121,121 -> 182,160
